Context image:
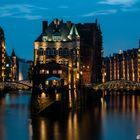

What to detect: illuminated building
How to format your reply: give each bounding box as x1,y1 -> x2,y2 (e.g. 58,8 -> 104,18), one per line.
34,19 -> 80,87
0,27 -> 6,82
103,40 -> 140,82
76,19 -> 103,84
6,49 -> 32,81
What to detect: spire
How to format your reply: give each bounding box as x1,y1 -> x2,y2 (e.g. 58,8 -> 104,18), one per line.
11,49 -> 16,57
68,24 -> 80,39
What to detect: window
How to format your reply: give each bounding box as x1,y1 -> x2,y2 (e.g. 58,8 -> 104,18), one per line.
40,69 -> 45,74
59,48 -> 63,55
51,48 -> 56,55
38,48 -> 43,55
63,48 -> 68,55
46,48 -> 50,56
53,70 -> 57,74
45,70 -> 49,74
58,70 -> 62,74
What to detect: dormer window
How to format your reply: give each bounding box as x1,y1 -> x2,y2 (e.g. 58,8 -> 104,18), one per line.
42,36 -> 48,41
52,36 -> 62,41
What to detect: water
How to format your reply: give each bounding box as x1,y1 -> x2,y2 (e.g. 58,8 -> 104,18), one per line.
0,90 -> 140,140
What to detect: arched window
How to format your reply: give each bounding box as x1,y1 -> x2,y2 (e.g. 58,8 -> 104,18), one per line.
46,48 -> 51,56
37,48 -> 43,55
63,48 -> 68,55
51,48 -> 56,55
59,48 -> 63,56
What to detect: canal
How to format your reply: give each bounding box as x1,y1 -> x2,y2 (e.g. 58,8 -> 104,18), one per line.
0,90 -> 140,140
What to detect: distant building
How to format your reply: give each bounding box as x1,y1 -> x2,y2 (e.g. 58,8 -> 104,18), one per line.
34,19 -> 80,87
103,40 -> 140,83
5,49 -> 33,81
0,27 -> 6,82
0,27 -> 32,82
76,19 -> 103,84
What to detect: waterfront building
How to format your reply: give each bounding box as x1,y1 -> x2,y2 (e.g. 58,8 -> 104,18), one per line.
76,19 -> 103,84
0,27 -> 6,82
34,19 -> 80,88
33,19 -> 103,87
103,40 -> 140,82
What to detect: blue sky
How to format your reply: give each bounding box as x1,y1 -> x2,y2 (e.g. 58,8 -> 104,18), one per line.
0,0 -> 140,60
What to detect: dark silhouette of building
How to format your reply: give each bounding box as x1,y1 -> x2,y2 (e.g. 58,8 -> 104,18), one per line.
76,19 -> 103,84
103,40 -> 140,83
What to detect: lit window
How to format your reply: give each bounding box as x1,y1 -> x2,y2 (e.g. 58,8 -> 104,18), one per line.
40,69 -> 45,74
45,70 -> 49,74
58,70 -> 62,74
53,70 -> 57,74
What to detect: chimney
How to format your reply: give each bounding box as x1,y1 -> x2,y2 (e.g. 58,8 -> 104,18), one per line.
42,21 -> 48,33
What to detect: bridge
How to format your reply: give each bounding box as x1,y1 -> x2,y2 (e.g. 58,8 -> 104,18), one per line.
92,80 -> 140,91
0,81 -> 32,91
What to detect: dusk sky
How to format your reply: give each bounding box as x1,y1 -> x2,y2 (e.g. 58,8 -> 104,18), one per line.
0,0 -> 140,60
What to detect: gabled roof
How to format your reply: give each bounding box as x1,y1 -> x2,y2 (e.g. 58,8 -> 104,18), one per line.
35,19 -> 80,42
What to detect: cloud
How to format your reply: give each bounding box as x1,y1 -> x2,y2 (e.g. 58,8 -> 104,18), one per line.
13,14 -> 43,20
58,5 -> 69,9
82,9 -> 117,17
121,7 -> 140,12
98,0 -> 138,7
0,4 -> 48,20
0,4 -> 33,14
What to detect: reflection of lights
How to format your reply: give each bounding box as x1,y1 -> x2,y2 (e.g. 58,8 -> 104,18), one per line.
69,90 -> 72,108
101,97 -> 107,117
5,94 -> 10,105
56,93 -> 61,101
28,119 -> 33,140
40,119 -> 46,140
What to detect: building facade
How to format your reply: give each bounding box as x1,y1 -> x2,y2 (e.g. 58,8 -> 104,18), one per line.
0,27 -> 6,82
34,19 -> 80,87
34,19 -> 103,87
103,41 -> 140,83
76,19 -> 103,84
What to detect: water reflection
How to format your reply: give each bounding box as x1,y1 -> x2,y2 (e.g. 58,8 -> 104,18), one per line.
101,92 -> 140,140
0,91 -> 31,140
31,91 -> 140,140
1,91 -> 140,140
31,107 -> 102,140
